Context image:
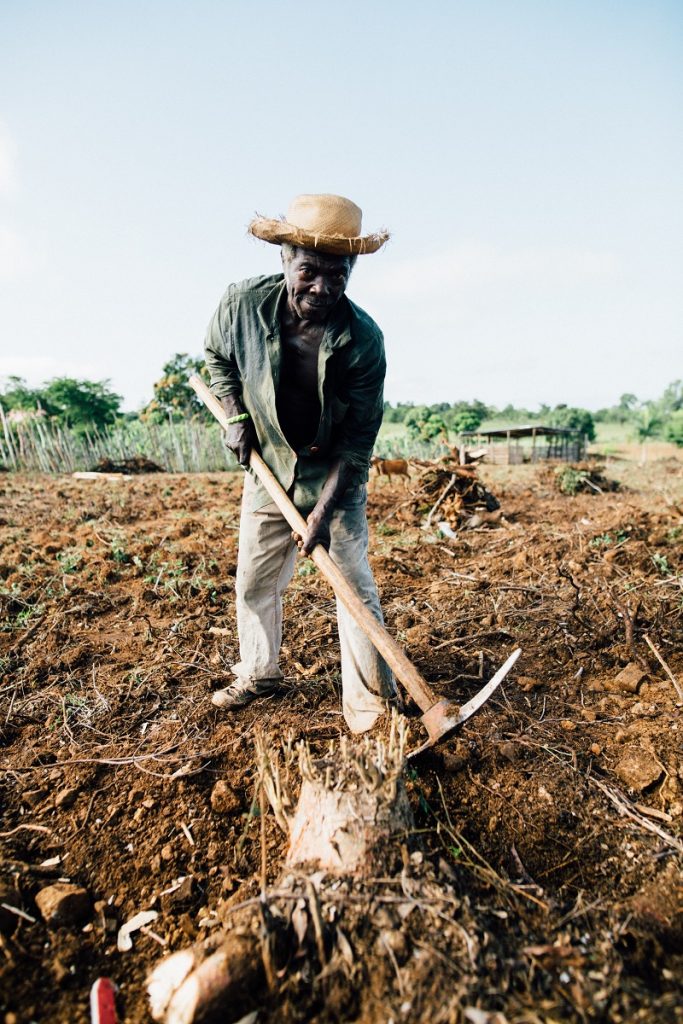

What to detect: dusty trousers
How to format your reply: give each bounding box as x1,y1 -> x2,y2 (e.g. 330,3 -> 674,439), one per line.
232,473 -> 395,733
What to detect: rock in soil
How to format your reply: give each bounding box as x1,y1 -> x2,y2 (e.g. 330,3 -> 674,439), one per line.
210,780 -> 240,815
35,883 -> 91,926
615,746 -> 664,792
605,662 -> 646,694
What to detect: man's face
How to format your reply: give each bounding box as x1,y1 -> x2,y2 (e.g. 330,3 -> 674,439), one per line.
281,247 -> 353,323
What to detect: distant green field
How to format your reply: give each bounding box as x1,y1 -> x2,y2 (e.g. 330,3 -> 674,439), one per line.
378,419 -> 634,444
593,422 -> 632,444
376,417 -> 639,460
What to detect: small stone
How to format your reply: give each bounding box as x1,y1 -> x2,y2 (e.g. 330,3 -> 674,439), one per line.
591,743 -> 602,756
35,883 -> 91,926
142,797 -> 156,810
160,875 -> 194,911
22,788 -> 48,807
210,781 -> 240,815
55,787 -> 78,809
605,663 -> 646,695
560,719 -> 577,731
517,675 -> 543,692
581,708 -> 596,722
499,742 -> 519,762
161,844 -> 174,862
615,747 -> 663,792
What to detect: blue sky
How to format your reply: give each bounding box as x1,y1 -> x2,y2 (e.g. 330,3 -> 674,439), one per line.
1,1 -> 681,412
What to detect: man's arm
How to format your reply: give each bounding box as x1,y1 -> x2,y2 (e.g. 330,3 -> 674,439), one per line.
295,457 -> 354,554
204,295 -> 256,467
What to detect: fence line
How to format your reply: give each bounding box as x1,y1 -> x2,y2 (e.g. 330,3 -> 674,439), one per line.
0,413 -> 450,474
0,416 -> 236,473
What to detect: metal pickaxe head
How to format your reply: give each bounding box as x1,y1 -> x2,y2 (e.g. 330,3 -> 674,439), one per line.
411,648 -> 521,756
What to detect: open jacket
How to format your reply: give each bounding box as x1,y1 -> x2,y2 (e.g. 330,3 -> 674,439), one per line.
204,274 -> 386,511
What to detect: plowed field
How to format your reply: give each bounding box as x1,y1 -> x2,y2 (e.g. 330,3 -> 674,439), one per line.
1,457 -> 682,1023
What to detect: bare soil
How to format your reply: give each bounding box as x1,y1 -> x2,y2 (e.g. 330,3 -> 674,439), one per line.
1,457 -> 682,1023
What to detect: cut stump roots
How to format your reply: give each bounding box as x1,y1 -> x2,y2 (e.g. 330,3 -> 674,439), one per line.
146,715 -> 442,1024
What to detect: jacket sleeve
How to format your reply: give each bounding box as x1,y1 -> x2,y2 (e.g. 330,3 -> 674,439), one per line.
330,332 -> 386,473
203,292 -> 242,399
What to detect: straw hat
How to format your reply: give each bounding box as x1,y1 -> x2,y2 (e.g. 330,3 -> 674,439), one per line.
248,194 -> 389,256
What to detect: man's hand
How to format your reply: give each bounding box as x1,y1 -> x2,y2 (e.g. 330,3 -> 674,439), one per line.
291,458 -> 355,555
225,419 -> 256,467
292,508 -> 331,555
220,397 -> 256,467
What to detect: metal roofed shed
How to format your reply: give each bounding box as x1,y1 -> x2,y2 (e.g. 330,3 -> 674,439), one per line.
460,424 -> 586,465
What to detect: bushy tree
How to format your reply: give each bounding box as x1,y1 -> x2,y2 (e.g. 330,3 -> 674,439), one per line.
42,378 -> 122,431
0,376 -> 51,414
548,405 -> 596,441
448,407 -> 484,434
142,354 -> 211,422
1,375 -> 121,431
659,380 -> 683,415
665,410 -> 683,447
382,401 -> 415,424
404,407 -> 448,442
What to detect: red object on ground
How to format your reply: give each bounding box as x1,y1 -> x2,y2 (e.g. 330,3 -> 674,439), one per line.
90,978 -> 118,1024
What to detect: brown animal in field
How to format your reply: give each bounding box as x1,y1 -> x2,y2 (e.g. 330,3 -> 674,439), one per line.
370,457 -> 410,484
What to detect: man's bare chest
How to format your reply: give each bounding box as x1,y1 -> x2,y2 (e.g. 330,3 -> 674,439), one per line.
278,328 -> 324,394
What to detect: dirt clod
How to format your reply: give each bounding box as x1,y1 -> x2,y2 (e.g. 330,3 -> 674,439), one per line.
210,781 -> 240,815
35,883 -> 91,927
55,787 -> 78,809
615,746 -> 664,792
606,662 -> 647,694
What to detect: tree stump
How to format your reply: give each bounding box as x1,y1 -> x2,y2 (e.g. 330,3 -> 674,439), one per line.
147,716 -> 418,1023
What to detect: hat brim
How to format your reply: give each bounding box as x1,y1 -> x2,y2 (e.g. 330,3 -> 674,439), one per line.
248,217 -> 389,256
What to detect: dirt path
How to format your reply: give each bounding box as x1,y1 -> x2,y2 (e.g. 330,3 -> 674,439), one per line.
1,462 -> 682,1023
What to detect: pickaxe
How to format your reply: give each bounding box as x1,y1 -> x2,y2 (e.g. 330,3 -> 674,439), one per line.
190,375 -> 520,750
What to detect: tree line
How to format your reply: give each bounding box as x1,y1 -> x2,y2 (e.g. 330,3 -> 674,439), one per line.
1,356 -> 682,447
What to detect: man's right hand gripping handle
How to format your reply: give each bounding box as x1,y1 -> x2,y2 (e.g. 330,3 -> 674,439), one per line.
220,397 -> 256,468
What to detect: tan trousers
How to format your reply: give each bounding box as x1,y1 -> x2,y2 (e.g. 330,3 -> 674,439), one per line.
232,473 -> 395,733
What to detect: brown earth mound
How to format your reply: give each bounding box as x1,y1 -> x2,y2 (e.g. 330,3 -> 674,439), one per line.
1,463 -> 682,1023
91,456 -> 165,475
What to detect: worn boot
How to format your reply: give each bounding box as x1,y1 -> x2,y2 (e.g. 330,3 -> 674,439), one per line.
211,677 -> 281,710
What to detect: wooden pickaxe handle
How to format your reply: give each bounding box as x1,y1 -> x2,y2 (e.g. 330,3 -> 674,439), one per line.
189,375 -> 440,714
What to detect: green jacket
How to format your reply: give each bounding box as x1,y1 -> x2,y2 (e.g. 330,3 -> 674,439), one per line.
204,274 -> 386,511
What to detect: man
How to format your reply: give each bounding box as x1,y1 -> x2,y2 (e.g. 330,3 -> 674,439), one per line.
204,194 -> 395,734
